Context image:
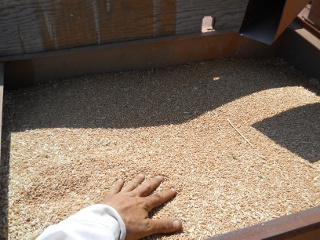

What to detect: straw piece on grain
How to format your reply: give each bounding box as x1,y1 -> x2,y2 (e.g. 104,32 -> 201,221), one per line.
227,118 -> 254,148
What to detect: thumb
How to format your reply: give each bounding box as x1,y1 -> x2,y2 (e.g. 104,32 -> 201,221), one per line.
146,218 -> 182,235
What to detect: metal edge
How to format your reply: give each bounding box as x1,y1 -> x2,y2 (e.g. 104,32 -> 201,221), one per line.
0,32 -> 219,63
207,206 -> 320,240
0,64 -> 4,236
0,64 -> 3,161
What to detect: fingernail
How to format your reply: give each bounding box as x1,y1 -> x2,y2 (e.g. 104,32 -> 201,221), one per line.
156,176 -> 163,181
170,188 -> 176,192
173,220 -> 182,229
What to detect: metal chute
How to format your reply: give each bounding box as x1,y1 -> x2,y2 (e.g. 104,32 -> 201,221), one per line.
240,0 -> 310,45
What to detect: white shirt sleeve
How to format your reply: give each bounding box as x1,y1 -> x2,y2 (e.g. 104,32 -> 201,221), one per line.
36,204 -> 126,240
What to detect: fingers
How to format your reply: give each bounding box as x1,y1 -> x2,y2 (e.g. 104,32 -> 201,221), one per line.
108,179 -> 124,195
121,173 -> 145,192
145,218 -> 182,236
132,176 -> 163,197
145,189 -> 177,211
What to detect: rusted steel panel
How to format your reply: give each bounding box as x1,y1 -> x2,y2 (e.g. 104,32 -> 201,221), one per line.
309,0 -> 320,28
0,0 -> 249,58
3,32 -> 276,89
207,206 -> 320,240
277,21 -> 320,80
296,4 -> 320,39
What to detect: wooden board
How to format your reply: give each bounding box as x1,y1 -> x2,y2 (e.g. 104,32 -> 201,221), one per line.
0,0 -> 249,58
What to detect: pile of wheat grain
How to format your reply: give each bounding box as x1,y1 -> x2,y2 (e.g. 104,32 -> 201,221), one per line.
1,58 -> 319,239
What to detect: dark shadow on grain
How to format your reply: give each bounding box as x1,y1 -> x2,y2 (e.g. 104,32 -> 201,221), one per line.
253,103 -> 320,163
4,58 -> 309,131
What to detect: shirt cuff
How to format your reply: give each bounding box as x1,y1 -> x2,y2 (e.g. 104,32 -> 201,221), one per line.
67,204 -> 127,240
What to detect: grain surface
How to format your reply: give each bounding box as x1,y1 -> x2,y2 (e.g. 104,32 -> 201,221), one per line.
1,58 -> 319,239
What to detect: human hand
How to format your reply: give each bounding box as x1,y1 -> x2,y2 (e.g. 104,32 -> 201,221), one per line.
102,173 -> 182,240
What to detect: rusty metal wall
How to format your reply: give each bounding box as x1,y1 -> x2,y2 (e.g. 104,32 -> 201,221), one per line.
4,32 -> 277,89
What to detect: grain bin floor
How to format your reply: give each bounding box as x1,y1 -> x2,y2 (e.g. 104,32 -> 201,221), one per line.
1,58 -> 319,239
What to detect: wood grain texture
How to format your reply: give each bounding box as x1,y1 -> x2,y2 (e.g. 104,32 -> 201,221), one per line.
0,0 -> 249,57
176,0 -> 249,34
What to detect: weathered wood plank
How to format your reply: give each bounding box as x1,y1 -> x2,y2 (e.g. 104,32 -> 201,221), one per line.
175,0 -> 249,34
0,0 -> 248,58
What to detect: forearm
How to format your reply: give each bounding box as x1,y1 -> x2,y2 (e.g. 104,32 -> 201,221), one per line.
36,204 -> 126,240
